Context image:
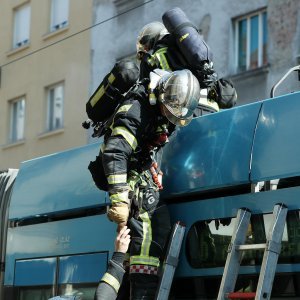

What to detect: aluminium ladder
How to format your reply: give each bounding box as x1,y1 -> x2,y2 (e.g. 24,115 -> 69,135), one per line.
155,221 -> 186,300
217,203 -> 288,300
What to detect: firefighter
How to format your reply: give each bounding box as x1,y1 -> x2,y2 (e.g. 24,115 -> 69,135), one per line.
136,21 -> 237,115
136,22 -> 217,89
94,226 -> 131,300
98,69 -> 200,299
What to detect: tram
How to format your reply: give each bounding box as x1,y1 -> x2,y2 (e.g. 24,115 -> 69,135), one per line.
1,67 -> 300,299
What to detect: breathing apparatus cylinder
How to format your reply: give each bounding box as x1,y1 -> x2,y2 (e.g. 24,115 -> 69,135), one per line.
162,7 -> 213,69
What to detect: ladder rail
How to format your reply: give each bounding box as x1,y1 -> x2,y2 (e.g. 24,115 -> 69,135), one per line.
155,221 -> 186,300
217,208 -> 252,300
255,204 -> 288,300
217,203 -> 288,300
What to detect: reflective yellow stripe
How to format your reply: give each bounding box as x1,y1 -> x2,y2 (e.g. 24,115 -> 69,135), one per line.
130,255 -> 160,267
100,143 -> 105,153
154,48 -> 171,71
110,191 -> 129,204
107,173 -> 127,185
140,211 -> 152,257
107,73 -> 115,84
116,104 -> 132,114
90,73 -> 116,107
179,33 -> 189,42
110,104 -> 133,130
101,272 -> 120,293
111,127 -> 138,150
147,56 -> 156,66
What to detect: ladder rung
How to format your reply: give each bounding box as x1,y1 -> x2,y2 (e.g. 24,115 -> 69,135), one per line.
226,292 -> 256,299
236,243 -> 266,251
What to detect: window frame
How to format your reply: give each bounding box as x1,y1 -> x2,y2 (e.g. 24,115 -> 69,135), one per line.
50,0 -> 69,32
9,97 -> 26,143
45,82 -> 65,132
13,2 -> 31,49
234,8 -> 268,73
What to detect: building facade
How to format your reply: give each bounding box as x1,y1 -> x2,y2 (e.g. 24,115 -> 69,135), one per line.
0,0 -> 93,169
1,0 -> 300,168
90,0 -> 300,112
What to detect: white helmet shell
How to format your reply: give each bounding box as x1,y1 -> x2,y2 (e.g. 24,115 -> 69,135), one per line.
157,69 -> 200,126
136,22 -> 168,58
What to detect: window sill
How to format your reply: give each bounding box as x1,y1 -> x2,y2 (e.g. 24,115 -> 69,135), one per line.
2,140 -> 25,150
38,128 -> 64,139
229,65 -> 270,80
6,44 -> 30,57
43,26 -> 69,41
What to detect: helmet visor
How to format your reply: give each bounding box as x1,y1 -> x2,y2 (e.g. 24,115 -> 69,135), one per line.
159,70 -> 200,126
161,105 -> 193,126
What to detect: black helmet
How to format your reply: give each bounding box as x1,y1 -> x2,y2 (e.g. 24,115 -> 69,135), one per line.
157,69 -> 200,126
136,22 -> 168,59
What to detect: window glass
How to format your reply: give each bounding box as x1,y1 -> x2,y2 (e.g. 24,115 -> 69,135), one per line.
235,9 -> 267,72
58,283 -> 97,300
170,274 -> 300,299
238,19 -> 247,72
46,83 -> 64,131
10,98 -> 25,142
262,11 -> 268,65
250,15 -> 259,69
50,0 -> 69,31
13,3 -> 31,48
186,210 -> 299,269
18,286 -> 52,300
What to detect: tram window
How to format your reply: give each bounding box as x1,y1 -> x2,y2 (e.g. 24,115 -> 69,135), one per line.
18,286 -> 52,300
186,210 -> 300,268
169,273 -> 300,299
58,283 -> 97,300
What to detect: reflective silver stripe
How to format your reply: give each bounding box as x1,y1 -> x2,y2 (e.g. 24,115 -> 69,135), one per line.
101,272 -> 120,293
111,126 -> 138,150
110,191 -> 129,204
130,255 -> 160,267
107,173 -> 127,185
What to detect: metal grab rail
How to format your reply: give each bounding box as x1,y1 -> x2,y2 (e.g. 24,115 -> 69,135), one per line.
270,65 -> 300,98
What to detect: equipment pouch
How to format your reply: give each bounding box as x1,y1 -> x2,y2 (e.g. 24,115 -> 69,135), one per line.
88,155 -> 109,191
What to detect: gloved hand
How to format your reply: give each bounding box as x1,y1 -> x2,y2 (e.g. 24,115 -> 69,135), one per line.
107,202 -> 129,224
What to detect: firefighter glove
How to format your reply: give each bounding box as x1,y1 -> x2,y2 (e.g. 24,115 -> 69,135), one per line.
107,202 -> 129,224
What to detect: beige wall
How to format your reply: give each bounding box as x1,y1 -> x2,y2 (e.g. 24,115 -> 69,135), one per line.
0,0 -> 93,169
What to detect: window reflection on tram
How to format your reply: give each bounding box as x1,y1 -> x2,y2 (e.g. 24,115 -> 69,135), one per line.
187,210 -> 300,268
18,284 -> 96,300
182,210 -> 300,298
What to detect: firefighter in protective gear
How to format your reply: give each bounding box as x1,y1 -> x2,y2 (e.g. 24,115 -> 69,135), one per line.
136,22 -> 169,61
136,22 -> 226,116
96,69 -> 200,299
94,226 -> 131,300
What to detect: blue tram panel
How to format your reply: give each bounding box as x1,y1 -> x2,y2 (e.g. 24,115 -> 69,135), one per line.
161,102 -> 262,197
14,253 -> 107,286
4,216 -> 115,285
9,142 -> 104,220
251,92 -> 300,181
